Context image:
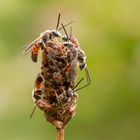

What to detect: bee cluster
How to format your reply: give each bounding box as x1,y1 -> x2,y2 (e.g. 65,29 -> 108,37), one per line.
24,14 -> 90,129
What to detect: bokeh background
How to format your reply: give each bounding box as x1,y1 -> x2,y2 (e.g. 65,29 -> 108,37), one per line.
0,0 -> 140,140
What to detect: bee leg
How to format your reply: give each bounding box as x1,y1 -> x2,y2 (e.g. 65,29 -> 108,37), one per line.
73,67 -> 91,92
73,77 -> 84,90
30,89 -> 42,119
31,44 -> 40,63
29,105 -> 37,119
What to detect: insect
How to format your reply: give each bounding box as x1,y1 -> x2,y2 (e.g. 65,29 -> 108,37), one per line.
23,13 -> 73,63
61,23 -> 91,92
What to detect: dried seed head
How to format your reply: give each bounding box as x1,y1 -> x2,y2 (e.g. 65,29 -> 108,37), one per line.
25,15 -> 90,130
30,37 -> 79,128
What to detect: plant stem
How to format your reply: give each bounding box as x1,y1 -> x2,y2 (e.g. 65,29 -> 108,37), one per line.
56,128 -> 64,140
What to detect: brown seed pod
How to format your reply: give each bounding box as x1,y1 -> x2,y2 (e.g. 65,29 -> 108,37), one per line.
25,15 -> 91,137
30,36 -> 78,128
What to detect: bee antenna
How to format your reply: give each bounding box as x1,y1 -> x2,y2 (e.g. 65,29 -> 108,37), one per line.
56,13 -> 61,31
58,21 -> 73,31
30,105 -> 37,119
61,23 -> 69,40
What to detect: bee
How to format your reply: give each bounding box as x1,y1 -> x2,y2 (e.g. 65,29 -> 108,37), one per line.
23,13 -> 73,63
61,23 -> 91,91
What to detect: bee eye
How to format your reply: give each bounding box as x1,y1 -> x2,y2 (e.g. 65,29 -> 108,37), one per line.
52,31 -> 61,37
79,63 -> 86,70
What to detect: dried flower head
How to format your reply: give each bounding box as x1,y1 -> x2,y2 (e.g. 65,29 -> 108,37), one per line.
24,14 -> 91,138
31,38 -> 78,128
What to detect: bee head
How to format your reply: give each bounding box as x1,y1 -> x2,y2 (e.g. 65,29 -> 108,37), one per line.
41,30 -> 61,40
63,42 -> 73,48
62,35 -> 69,42
51,30 -> 62,38
79,63 -> 86,70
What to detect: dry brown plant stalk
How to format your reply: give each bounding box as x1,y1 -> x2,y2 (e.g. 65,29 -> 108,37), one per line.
56,128 -> 64,140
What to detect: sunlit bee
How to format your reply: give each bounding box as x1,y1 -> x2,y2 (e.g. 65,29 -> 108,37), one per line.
61,24 -> 91,91
23,14 -> 73,63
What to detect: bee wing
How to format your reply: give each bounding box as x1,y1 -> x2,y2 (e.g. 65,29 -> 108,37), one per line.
61,23 -> 69,39
23,36 -> 41,54
69,26 -> 72,39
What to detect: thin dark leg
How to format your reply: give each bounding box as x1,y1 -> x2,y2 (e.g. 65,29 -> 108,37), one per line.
30,105 -> 37,119
73,77 -> 84,90
74,67 -> 91,92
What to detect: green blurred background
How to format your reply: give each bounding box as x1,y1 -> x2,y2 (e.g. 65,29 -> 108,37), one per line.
0,0 -> 140,140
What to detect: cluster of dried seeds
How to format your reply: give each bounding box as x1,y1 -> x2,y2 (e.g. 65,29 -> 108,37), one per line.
32,39 -> 78,128
24,14 -> 90,130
